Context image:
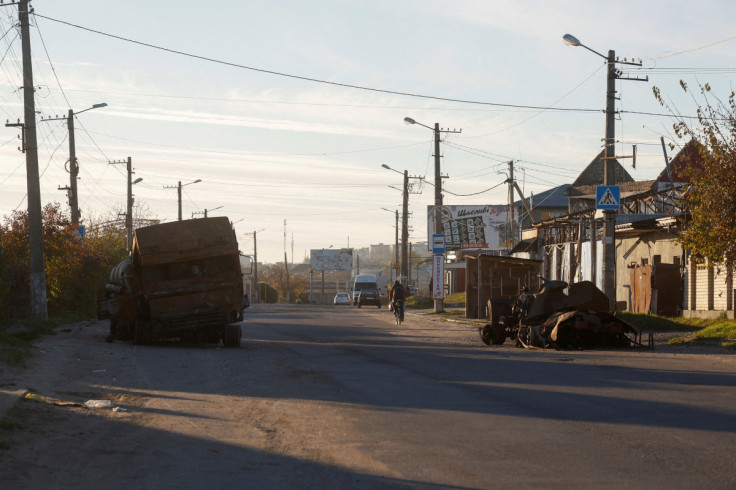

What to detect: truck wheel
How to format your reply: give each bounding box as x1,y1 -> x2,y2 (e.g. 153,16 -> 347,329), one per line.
491,325 -> 507,345
222,324 -> 241,348
479,324 -> 506,346
479,325 -> 493,345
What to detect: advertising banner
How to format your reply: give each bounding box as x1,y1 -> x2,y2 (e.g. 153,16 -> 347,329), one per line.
427,205 -> 512,251
310,248 -> 353,271
432,255 -> 444,299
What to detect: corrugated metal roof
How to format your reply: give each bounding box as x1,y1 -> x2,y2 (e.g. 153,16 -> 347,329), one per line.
514,184 -> 570,208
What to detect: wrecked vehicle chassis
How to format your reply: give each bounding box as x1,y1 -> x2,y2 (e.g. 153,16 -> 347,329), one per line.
98,217 -> 244,347
479,280 -> 641,350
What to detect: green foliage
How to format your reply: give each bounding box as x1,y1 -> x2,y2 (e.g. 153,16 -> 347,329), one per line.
256,282 -> 279,303
0,203 -> 128,320
653,82 -> 736,267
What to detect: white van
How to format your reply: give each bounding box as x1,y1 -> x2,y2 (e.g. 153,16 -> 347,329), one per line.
352,274 -> 378,306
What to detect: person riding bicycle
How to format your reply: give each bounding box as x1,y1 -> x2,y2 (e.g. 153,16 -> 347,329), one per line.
390,280 -> 406,321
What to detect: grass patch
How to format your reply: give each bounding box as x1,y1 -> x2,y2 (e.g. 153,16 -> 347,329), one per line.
0,312 -> 90,367
405,295 -> 433,309
617,313 -> 701,332
444,293 -> 465,307
405,293 -> 466,310
620,312 -> 736,348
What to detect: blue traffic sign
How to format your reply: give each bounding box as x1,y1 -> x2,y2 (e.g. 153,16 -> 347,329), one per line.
432,234 -> 445,254
596,185 -> 620,210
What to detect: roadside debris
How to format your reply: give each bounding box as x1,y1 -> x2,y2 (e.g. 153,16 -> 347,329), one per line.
84,399 -> 113,409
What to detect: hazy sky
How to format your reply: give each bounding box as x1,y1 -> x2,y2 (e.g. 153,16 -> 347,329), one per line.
1,1 -> 735,263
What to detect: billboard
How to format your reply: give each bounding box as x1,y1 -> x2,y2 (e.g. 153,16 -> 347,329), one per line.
427,205 -> 513,251
310,248 -> 353,271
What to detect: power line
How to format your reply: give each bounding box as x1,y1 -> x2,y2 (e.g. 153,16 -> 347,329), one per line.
33,12 -> 605,114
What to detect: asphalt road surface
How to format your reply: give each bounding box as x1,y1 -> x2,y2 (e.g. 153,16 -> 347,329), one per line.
1,304 -> 735,489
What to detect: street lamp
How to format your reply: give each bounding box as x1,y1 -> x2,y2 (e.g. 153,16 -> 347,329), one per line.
563,33 -> 646,310
41,103 -> 108,224
165,179 -> 201,220
404,117 -> 460,313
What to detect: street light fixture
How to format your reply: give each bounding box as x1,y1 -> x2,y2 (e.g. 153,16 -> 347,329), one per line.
404,117 -> 460,313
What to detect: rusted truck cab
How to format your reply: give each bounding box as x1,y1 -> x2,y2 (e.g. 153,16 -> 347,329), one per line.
99,217 -> 244,347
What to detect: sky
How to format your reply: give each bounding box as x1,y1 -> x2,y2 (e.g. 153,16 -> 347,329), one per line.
1,0 -> 735,264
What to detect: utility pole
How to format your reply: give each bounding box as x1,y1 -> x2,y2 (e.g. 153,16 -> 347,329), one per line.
394,209 -> 399,283
67,109 -> 80,223
110,158 -> 139,250
177,182 -> 183,220
601,49 -> 617,311
284,219 -> 290,303
401,170 -> 409,282
508,161 -> 516,250
19,0 -> 47,320
564,34 -> 646,311
431,122 -> 461,313
126,157 -> 133,249
253,231 -> 258,303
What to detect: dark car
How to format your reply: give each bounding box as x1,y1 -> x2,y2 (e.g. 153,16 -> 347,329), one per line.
357,288 -> 381,308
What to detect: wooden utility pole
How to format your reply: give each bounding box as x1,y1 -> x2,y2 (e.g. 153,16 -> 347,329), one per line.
19,0 -> 47,320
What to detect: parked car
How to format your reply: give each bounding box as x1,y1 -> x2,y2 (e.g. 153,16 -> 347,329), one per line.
333,293 -> 351,305
357,288 -> 381,308
407,285 -> 417,296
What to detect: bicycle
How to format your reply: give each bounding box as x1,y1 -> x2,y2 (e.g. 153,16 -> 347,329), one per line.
393,299 -> 404,325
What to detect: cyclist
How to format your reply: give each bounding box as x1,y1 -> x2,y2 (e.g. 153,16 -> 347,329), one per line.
390,280 -> 406,322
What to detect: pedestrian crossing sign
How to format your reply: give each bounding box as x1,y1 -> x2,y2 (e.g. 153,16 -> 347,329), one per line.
596,185 -> 620,210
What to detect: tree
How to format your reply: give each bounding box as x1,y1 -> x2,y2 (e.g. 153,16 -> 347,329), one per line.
654,82 -> 736,267
0,203 -> 129,319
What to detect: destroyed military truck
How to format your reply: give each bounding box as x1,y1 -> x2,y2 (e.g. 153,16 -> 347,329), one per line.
481,279 -> 640,350
98,217 -> 244,347
465,255 -> 640,350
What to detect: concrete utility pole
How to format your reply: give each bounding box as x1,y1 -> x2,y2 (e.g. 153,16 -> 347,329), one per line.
42,102 -> 106,223
164,179 -> 201,220
403,117 -> 461,313
394,210 -> 399,282
563,34 -> 647,310
66,109 -> 79,223
602,49 -> 617,311
508,161 -> 516,249
19,0 -> 47,320
253,230 -> 258,303
110,157 -> 139,250
401,170 -> 409,282
125,157 -> 133,249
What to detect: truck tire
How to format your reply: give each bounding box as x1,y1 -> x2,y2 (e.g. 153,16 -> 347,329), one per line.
222,324 -> 241,348
479,324 -> 506,345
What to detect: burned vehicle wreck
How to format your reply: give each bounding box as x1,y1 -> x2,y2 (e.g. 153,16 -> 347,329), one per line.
479,279 -> 640,350
98,217 -> 244,347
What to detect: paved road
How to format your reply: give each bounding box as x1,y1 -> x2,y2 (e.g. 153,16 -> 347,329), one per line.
1,304 -> 735,489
